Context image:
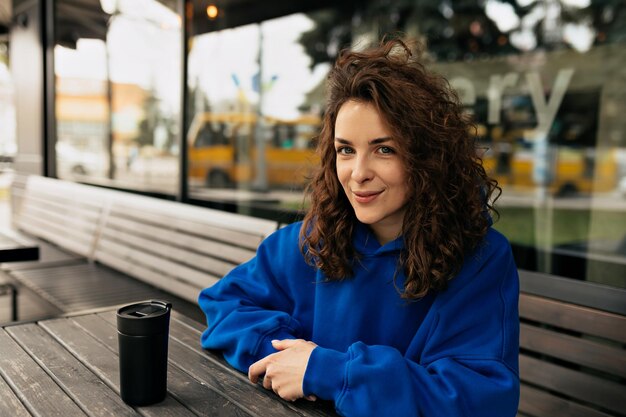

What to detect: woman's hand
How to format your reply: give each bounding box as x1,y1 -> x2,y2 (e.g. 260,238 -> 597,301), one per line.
248,339 -> 318,402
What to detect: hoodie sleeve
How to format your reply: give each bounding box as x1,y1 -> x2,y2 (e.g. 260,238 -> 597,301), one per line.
302,231 -> 520,417
198,225 -> 307,373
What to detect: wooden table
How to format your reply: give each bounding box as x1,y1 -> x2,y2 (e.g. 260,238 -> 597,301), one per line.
0,230 -> 40,321
0,308 -> 338,417
0,230 -> 39,263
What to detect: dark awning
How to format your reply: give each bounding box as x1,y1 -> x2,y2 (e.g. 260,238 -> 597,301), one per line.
0,0 -> 11,35
5,0 -> 109,45
55,0 -> 110,48
190,0 -> 342,36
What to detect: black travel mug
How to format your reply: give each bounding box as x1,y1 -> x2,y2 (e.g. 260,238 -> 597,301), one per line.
117,300 -> 172,406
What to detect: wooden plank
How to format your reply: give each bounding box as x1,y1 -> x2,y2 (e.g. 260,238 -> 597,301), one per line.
26,187 -> 104,210
167,329 -> 328,417
110,196 -> 277,237
96,237 -> 220,289
18,212 -> 94,257
109,205 -> 267,250
519,270 -> 626,318
150,313 -> 337,417
172,311 -> 205,332
25,198 -> 101,219
98,311 -> 333,417
15,176 -> 109,259
96,238 -> 212,288
519,293 -> 626,344
103,215 -> 256,264
27,176 -> 112,209
6,323 -> 137,417
95,251 -> 211,302
21,199 -> 99,233
520,323 -> 626,378
1,240 -> 84,271
100,227 -> 236,277
0,373 -> 31,417
519,384 -> 613,417
519,354 -> 626,415
0,228 -> 39,247
44,316 -> 248,417
9,263 -> 167,313
8,272 -> 67,312
27,195 -> 102,223
0,328 -> 87,416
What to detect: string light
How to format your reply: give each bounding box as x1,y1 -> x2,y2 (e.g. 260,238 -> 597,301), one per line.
206,5 -> 219,20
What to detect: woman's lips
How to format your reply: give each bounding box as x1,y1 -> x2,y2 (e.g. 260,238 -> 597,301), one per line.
352,190 -> 382,203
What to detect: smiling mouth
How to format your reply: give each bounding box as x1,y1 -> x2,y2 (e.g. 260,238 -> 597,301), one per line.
352,190 -> 382,203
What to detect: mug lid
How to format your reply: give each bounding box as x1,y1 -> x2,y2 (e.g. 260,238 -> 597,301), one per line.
117,300 -> 172,336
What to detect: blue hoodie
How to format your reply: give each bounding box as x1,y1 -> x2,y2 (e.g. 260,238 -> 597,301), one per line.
199,221 -> 520,417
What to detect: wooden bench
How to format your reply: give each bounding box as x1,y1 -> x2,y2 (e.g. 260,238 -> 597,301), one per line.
93,190 -> 277,303
4,175 -> 278,317
518,270 -> 626,417
7,175 -> 102,268
2,176 -> 128,317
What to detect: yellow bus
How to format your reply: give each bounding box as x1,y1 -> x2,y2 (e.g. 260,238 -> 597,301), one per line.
473,90 -> 620,196
187,112 -> 320,188
481,145 -> 619,195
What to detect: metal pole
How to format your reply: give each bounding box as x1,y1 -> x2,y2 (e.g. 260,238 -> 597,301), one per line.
11,285 -> 18,322
105,24 -> 115,180
252,25 -> 267,191
178,0 -> 189,202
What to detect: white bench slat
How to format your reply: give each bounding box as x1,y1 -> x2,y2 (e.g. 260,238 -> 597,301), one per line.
97,237 -> 220,290
110,206 -> 267,251
27,176 -> 114,205
103,214 -> 256,265
26,194 -> 102,222
99,227 -> 236,277
17,212 -> 94,257
93,192 -> 274,301
19,202 -> 99,237
15,176 -> 110,258
110,194 -> 277,237
95,251 -> 209,302
26,191 -> 104,215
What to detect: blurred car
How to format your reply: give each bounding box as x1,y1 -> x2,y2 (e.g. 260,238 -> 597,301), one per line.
56,142 -> 108,178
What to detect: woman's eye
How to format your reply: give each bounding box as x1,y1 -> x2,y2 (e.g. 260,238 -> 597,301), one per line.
336,147 -> 354,155
378,146 -> 394,154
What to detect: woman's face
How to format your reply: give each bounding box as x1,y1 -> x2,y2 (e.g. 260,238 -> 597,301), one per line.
334,100 -> 409,245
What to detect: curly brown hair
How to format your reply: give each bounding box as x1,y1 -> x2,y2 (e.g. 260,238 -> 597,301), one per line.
300,38 -> 500,299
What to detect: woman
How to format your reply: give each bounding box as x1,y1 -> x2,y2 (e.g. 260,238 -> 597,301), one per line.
199,38 -> 520,417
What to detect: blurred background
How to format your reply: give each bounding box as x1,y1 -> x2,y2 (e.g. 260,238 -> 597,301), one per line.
1,0 -> 625,290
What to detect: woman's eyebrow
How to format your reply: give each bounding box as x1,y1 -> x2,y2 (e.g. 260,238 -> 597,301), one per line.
334,138 -> 352,144
334,137 -> 393,144
369,137 -> 393,145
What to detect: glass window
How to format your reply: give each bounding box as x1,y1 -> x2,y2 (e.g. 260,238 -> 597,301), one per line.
187,23 -> 260,193
0,40 -> 16,160
54,0 -> 181,194
187,8 -> 341,215
187,0 -> 626,288
421,1 -> 626,289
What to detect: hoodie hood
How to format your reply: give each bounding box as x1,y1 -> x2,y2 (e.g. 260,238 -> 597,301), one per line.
353,221 -> 405,256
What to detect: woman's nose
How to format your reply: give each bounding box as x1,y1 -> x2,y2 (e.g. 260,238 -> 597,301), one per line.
351,156 -> 373,183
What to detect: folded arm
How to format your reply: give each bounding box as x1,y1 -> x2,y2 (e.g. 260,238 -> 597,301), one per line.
304,342 -> 518,417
